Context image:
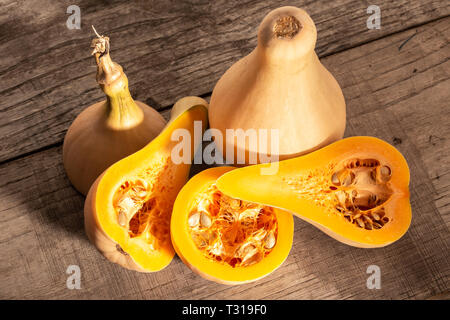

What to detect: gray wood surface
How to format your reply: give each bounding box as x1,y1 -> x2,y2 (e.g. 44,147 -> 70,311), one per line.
1,6 -> 448,299
1,0 -> 449,162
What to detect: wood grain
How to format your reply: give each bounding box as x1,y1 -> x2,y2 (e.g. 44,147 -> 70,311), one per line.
0,17 -> 448,299
1,0 -> 449,162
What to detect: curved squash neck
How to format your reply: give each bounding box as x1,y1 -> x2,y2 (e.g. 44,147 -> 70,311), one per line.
96,52 -> 144,130
256,7 -> 317,72
256,48 -> 317,73
104,85 -> 144,130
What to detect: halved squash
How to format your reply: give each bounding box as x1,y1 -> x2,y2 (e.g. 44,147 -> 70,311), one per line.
171,166 -> 294,284
84,98 -> 208,272
217,137 -> 411,248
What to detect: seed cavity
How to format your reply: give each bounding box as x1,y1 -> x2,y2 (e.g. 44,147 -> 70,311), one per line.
331,158 -> 393,230
112,158 -> 175,251
283,158 -> 394,231
188,185 -> 277,268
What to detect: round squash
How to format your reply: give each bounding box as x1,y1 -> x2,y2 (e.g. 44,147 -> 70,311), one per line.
209,6 -> 346,164
217,137 -> 411,248
63,31 -> 166,195
84,100 -> 208,272
171,166 -> 294,284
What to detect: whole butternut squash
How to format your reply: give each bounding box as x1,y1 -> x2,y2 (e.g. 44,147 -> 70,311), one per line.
63,29 -> 166,195
209,6 -> 346,164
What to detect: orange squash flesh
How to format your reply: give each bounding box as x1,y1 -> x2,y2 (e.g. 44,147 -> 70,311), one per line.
84,104 -> 208,272
216,137 -> 411,248
171,167 -> 294,285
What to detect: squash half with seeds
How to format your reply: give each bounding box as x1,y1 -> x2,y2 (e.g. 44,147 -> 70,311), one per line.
216,137 -> 412,248
84,98 -> 208,272
171,167 -> 294,284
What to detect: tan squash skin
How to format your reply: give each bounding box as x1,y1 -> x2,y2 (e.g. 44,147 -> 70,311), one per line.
84,101 -> 208,272
217,137 -> 411,248
63,32 -> 166,195
209,6 -> 346,164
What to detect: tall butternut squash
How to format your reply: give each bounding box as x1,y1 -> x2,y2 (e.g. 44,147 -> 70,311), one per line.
209,6 -> 346,164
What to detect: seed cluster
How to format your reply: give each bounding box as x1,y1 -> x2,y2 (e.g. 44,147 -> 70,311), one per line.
284,158 -> 393,230
188,185 -> 278,268
331,158 -> 393,230
113,159 -> 173,251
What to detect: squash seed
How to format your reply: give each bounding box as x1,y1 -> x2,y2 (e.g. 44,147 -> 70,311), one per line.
371,212 -> 381,221
264,232 -> 276,249
188,212 -> 200,227
131,179 -> 149,199
200,212 -> 212,228
117,196 -> 136,212
335,190 -> 346,204
209,239 -> 225,256
118,211 -> 127,227
380,165 -> 392,181
355,218 -> 365,228
373,222 -> 382,229
252,229 -> 267,241
238,242 -> 259,264
193,232 -> 208,248
331,172 -> 340,185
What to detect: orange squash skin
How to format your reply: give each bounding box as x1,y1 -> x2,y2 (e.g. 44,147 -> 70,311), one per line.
171,167 -> 294,285
217,137 -> 411,248
84,103 -> 208,272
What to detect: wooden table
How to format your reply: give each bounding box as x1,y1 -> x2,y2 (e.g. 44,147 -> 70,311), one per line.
1,0 -> 449,299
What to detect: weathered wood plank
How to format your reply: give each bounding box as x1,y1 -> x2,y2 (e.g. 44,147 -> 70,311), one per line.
0,18 -> 448,299
1,0 -> 449,162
